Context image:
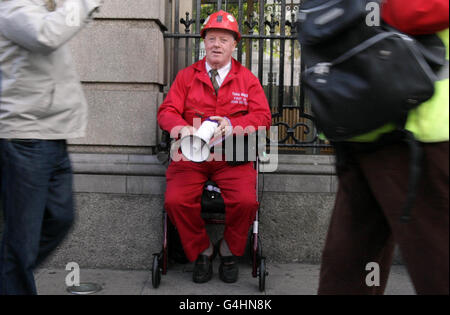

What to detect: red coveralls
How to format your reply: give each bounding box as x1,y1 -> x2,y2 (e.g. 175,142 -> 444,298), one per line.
157,58 -> 271,262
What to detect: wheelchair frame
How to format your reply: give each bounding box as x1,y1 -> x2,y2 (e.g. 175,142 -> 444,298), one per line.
151,145 -> 267,292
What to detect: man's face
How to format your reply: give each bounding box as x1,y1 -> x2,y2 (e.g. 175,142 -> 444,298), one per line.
204,29 -> 237,69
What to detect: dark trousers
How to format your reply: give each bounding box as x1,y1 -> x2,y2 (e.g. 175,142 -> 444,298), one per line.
318,141 -> 449,295
0,139 -> 74,295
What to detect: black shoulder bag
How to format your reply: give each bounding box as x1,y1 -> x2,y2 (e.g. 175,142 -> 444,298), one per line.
297,0 -> 446,221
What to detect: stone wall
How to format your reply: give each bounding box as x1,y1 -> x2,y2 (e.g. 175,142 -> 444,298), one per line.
43,155 -> 338,269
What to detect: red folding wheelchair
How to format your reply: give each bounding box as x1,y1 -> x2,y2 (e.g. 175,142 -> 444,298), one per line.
151,132 -> 268,292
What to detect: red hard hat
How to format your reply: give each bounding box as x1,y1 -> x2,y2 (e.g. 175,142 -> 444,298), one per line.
201,10 -> 241,42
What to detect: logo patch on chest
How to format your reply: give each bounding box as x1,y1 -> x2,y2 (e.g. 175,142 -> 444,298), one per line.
231,92 -> 248,106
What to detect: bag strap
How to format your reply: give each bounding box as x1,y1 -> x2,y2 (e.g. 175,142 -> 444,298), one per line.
378,120 -> 423,223
385,24 -> 446,71
437,59 -> 450,81
332,32 -> 400,66
399,129 -> 423,222
305,31 -> 401,75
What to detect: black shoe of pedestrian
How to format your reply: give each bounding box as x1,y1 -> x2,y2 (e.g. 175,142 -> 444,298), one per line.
193,254 -> 214,283
218,254 -> 239,283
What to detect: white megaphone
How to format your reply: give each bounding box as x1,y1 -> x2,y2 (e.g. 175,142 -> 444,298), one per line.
180,120 -> 219,162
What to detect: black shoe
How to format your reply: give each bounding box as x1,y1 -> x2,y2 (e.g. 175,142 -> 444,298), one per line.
193,254 -> 214,283
219,255 -> 239,283
217,240 -> 239,283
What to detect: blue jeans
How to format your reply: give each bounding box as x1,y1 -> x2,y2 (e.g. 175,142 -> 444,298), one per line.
0,139 -> 74,295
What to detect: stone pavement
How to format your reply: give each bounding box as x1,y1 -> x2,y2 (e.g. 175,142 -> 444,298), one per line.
35,263 -> 416,295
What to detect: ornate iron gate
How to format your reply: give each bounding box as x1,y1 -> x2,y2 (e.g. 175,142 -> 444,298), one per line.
163,0 -> 332,153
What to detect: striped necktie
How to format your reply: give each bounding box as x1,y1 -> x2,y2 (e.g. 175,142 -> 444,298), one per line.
209,69 -> 220,95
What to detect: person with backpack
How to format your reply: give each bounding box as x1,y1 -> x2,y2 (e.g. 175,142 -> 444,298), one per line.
316,0 -> 449,295
0,0 -> 102,295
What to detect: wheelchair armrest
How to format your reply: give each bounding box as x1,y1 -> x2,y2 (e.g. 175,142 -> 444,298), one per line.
158,130 -> 172,153
157,130 -> 172,166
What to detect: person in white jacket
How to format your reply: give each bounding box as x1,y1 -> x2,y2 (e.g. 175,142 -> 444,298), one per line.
0,0 -> 102,295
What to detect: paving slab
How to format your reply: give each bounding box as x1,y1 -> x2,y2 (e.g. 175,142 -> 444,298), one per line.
35,264 -> 415,296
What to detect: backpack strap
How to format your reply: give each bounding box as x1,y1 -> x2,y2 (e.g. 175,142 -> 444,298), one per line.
379,113 -> 424,223
437,59 -> 449,81
398,129 -> 423,222
331,32 -> 399,66
305,31 -> 409,76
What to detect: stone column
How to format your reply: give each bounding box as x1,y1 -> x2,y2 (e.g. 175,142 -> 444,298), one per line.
68,0 -> 166,153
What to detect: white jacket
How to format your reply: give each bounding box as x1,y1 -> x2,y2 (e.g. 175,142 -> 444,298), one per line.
0,0 -> 101,139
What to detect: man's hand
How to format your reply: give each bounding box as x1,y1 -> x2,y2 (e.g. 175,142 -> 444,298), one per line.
179,125 -> 196,139
209,116 -> 231,137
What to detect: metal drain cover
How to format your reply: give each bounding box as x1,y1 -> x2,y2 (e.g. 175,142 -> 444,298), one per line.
66,283 -> 102,295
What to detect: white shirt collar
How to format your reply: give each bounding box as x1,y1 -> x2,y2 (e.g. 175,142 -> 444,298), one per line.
205,60 -> 232,86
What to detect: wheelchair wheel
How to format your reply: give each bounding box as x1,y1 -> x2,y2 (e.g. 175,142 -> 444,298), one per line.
250,235 -> 262,260
256,235 -> 263,260
259,257 -> 267,292
250,234 -> 263,277
152,254 -> 161,288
